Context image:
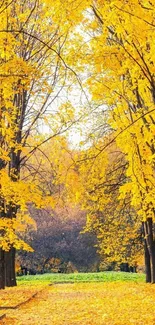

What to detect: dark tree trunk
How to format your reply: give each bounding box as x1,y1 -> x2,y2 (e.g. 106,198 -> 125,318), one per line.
0,248 -> 5,289
0,198 -> 6,289
4,202 -> 17,287
143,219 -> 155,283
142,221 -> 151,283
5,247 -> 17,287
147,218 -> 155,283
144,237 -> 151,283
151,240 -> 155,283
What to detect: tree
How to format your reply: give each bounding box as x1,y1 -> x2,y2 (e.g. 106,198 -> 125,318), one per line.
68,140 -> 143,270
17,137 -> 99,273
0,0 -> 85,288
71,0 -> 155,282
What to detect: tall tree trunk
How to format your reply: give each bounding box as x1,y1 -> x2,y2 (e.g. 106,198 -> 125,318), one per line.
144,238 -> 151,283
147,218 -> 155,283
144,218 -> 155,283
4,202 -> 17,287
5,247 -> 16,287
0,197 -> 6,289
142,222 -> 151,282
0,248 -> 5,289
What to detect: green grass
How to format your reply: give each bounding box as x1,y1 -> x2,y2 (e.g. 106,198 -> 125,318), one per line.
17,271 -> 145,286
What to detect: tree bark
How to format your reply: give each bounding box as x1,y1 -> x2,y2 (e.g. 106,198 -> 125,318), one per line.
147,218 -> 155,283
143,218 -> 155,283
5,247 -> 17,287
0,198 -> 6,289
0,248 -> 5,289
144,237 -> 151,283
142,221 -> 151,282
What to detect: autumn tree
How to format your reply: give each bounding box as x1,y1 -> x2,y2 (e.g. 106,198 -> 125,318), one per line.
16,137 -> 99,274
0,0 -> 87,288
68,139 -> 143,270
69,0 -> 155,282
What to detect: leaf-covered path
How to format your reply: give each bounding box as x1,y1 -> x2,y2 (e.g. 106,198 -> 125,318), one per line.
1,282 -> 155,325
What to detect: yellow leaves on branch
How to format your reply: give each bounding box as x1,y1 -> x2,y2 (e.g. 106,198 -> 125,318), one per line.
0,0 -> 87,253
77,0 -> 155,222
0,168 -> 57,250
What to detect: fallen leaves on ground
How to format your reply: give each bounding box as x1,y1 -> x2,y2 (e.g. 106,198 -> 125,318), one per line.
1,282 -> 155,325
0,313 -> 6,321
0,286 -> 42,308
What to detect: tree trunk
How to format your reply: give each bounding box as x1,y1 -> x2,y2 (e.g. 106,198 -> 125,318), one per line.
144,237 -> 151,283
0,197 -> 6,289
147,218 -> 155,283
142,221 -> 151,282
143,218 -> 155,283
5,247 -> 17,287
0,248 -> 5,289
151,240 -> 155,283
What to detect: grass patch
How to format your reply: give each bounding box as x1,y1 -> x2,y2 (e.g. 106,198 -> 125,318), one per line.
17,271 -> 145,286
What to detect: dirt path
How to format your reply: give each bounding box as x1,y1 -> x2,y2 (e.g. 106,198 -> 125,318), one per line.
1,282 -> 155,325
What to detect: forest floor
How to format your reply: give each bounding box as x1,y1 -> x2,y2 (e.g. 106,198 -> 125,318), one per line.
0,272 -> 155,325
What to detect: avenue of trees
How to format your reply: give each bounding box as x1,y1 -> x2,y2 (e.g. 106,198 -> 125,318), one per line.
0,0 -> 155,288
